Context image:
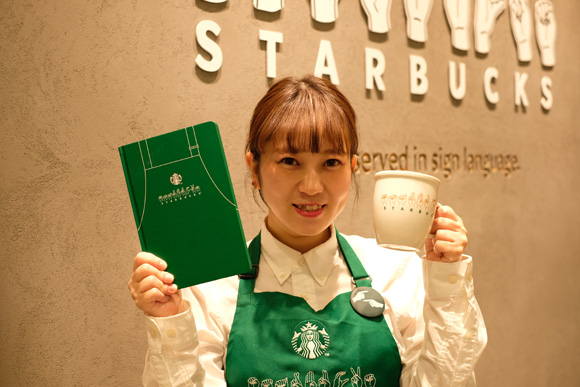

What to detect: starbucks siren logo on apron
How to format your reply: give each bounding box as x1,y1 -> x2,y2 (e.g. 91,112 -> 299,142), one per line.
291,320 -> 330,359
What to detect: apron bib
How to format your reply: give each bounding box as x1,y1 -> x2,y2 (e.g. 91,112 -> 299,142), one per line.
225,231 -> 402,386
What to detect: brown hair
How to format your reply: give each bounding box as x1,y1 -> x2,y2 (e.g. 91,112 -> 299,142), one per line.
246,75 -> 358,163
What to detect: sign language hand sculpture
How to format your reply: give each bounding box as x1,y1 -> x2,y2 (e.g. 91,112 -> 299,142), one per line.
403,0 -> 435,42
311,0 -> 340,23
444,0 -> 471,51
474,0 -> 507,54
254,0 -> 285,13
361,0 -> 392,33
509,0 -> 533,62
534,0 -> 556,67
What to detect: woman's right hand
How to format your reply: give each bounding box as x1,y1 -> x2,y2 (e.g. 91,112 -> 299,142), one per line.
128,252 -> 187,317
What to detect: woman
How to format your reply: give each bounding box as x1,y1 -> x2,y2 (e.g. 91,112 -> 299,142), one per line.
128,75 -> 487,386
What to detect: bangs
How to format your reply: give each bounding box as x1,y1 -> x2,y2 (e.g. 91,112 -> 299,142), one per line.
257,90 -> 353,155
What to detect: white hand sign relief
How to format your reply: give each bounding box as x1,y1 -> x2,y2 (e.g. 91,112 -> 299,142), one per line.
254,0 -> 285,13
364,299 -> 384,308
318,371 -> 331,387
352,290 -> 368,302
305,371 -> 317,387
534,0 -> 556,67
443,0 -> 471,51
311,0 -> 340,23
361,0 -> 392,33
364,374 -> 376,387
333,371 -> 349,387
508,0 -> 533,62
403,0 -> 435,42
474,0 -> 507,54
350,367 -> 362,387
275,378 -> 288,387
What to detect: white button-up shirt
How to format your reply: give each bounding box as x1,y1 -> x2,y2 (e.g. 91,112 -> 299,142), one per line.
142,224 -> 487,387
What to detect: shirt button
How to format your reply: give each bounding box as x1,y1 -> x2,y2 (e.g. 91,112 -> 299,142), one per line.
299,257 -> 306,266
466,273 -> 473,282
149,329 -> 157,338
465,330 -> 474,339
167,329 -> 176,338
448,275 -> 458,284
317,275 -> 325,282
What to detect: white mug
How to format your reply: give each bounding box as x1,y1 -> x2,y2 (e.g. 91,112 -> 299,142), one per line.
373,171 -> 440,251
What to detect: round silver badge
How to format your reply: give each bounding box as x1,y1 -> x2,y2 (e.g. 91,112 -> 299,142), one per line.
350,287 -> 385,318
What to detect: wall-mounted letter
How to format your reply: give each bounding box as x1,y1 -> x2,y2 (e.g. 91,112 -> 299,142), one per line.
514,71 -> 529,107
254,0 -> 285,12
409,55 -> 428,95
195,20 -> 223,73
484,67 -> 499,104
444,0 -> 471,51
449,61 -> 466,100
361,0 -> 392,33
259,30 -> 283,78
403,0 -> 434,42
534,0 -> 556,67
509,0 -> 532,62
365,47 -> 386,91
474,0 -> 506,54
540,76 -> 553,110
314,40 -> 340,85
311,0 -> 340,23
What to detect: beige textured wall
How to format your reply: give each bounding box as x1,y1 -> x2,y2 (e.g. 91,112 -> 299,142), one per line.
1,1 -> 579,386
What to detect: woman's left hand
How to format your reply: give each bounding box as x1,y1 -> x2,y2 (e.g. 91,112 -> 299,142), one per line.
424,204 -> 468,263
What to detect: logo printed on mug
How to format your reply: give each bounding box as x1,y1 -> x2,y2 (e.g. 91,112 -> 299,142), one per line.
373,171 -> 440,251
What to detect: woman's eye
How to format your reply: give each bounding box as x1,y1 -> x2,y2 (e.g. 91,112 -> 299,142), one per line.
280,157 -> 298,166
324,159 -> 343,167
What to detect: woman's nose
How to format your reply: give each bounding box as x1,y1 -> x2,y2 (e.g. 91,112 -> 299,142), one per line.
298,168 -> 323,195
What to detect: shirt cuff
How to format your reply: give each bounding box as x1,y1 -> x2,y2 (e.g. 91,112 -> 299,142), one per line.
145,302 -> 198,353
421,255 -> 474,299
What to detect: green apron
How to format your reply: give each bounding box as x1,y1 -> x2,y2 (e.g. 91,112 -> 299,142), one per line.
224,231 -> 402,386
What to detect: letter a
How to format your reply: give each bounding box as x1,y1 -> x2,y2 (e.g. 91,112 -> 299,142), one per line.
314,40 -> 340,85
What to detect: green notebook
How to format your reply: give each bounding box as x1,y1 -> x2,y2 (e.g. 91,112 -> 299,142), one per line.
119,121 -> 251,288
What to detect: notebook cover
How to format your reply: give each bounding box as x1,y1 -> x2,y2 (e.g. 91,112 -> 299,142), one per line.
119,121 -> 251,288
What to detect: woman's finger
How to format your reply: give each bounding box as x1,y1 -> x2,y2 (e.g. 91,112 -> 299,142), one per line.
132,262 -> 175,285
133,252 -> 167,272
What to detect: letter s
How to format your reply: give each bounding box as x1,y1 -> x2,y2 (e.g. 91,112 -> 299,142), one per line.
195,20 -> 223,73
541,76 -> 553,111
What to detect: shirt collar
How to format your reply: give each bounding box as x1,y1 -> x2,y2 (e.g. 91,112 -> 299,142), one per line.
260,223 -> 341,287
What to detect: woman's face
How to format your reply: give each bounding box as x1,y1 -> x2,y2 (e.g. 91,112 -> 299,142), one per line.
247,142 -> 356,252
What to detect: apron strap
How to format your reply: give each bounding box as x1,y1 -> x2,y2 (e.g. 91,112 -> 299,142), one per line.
237,233 -> 261,306
336,228 -> 372,288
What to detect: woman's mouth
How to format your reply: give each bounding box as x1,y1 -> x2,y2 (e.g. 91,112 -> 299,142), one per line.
293,204 -> 325,217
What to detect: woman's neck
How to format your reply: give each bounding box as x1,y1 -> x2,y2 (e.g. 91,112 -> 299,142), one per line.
265,217 -> 332,254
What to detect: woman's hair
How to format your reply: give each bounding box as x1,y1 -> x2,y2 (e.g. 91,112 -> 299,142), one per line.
246,75 -> 359,163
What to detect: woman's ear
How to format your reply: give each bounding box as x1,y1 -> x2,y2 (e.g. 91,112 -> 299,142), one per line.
351,155 -> 358,172
245,152 -> 260,189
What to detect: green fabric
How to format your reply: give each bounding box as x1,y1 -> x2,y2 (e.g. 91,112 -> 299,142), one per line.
225,232 -> 402,386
